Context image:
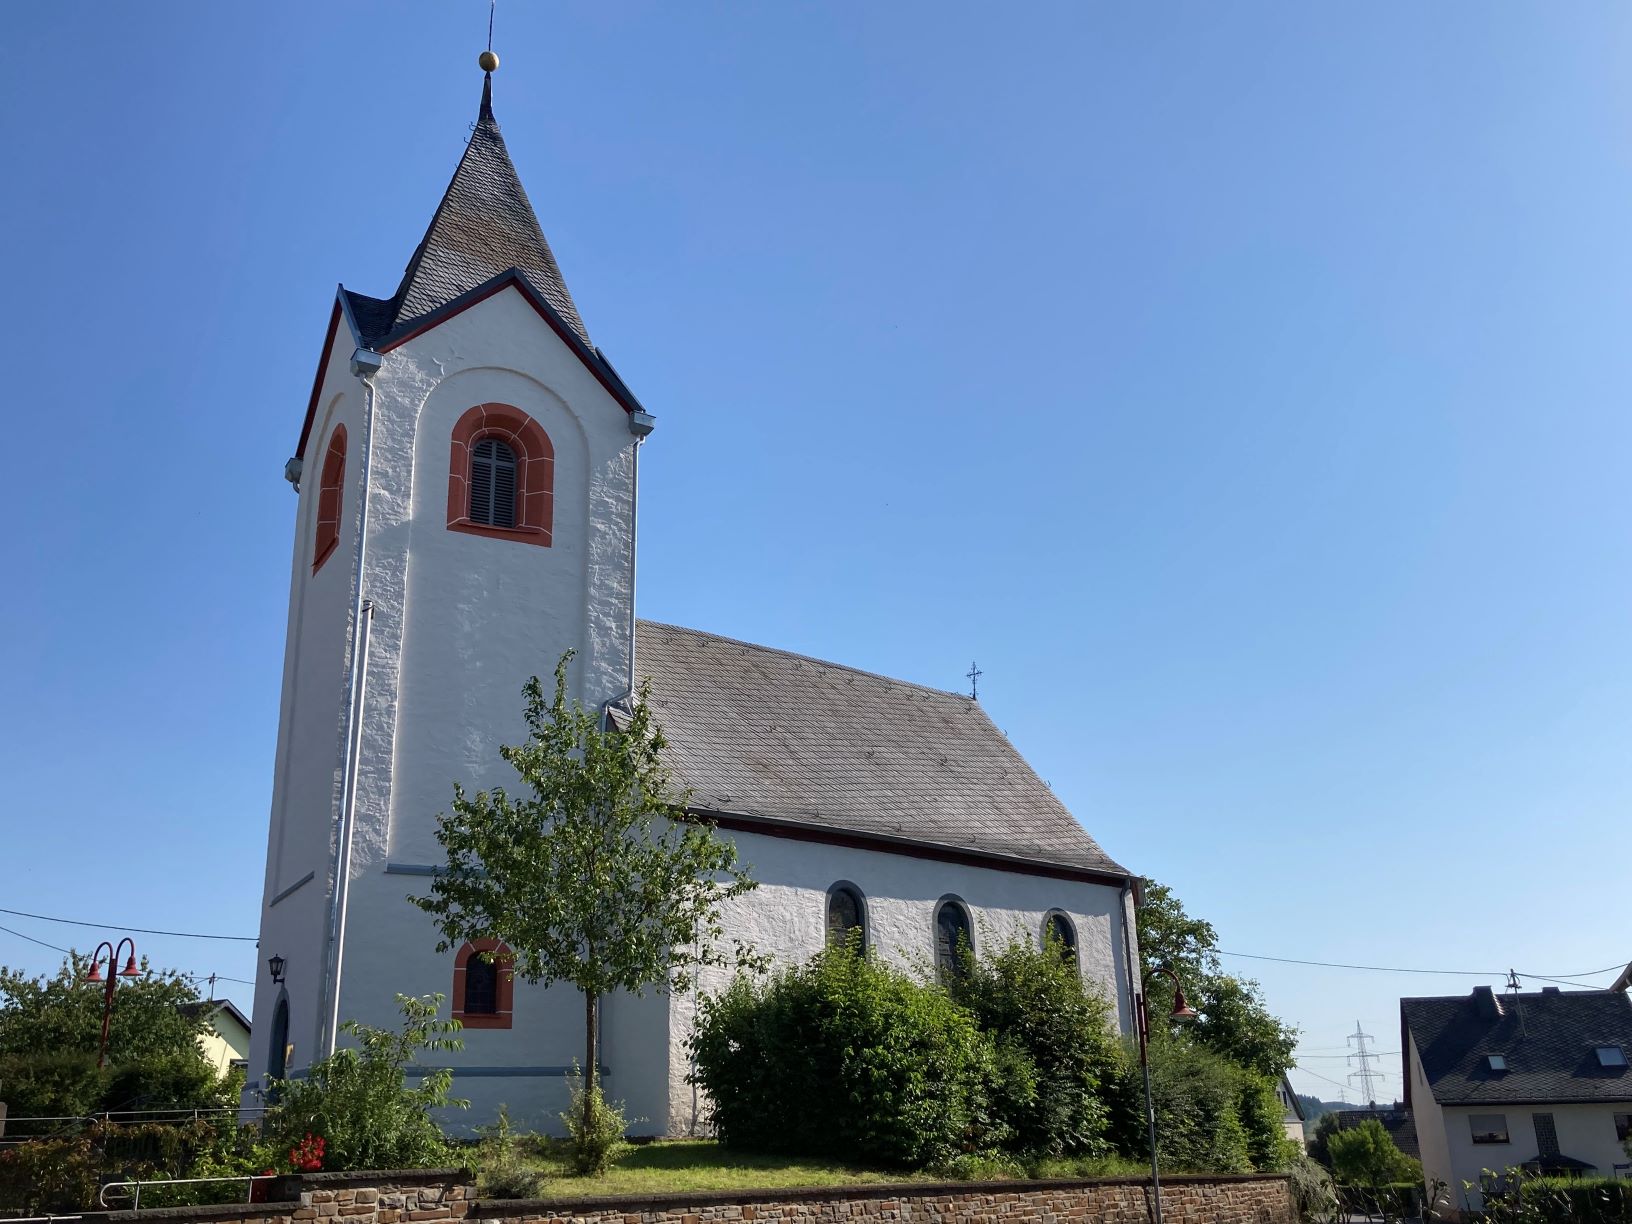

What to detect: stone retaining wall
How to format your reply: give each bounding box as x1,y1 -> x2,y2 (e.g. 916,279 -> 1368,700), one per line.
111,1170 -> 1295,1224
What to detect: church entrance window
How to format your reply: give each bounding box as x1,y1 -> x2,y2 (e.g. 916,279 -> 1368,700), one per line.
469,438 -> 518,528
934,897 -> 973,983
453,939 -> 515,1028
826,882 -> 867,951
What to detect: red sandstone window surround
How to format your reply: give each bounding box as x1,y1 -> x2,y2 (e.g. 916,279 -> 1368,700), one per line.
313,425 -> 347,573
447,404 -> 553,546
452,939 -> 515,1029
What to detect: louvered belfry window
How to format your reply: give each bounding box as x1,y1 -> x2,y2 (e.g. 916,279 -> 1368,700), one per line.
469,437 -> 518,528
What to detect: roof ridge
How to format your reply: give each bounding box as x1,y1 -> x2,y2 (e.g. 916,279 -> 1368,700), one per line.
635,618 -> 974,704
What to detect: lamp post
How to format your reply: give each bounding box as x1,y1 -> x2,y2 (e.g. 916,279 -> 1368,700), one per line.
1136,963 -> 1198,1224
84,938 -> 140,1069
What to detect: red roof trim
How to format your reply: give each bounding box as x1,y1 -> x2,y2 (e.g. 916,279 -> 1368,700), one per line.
294,297 -> 348,461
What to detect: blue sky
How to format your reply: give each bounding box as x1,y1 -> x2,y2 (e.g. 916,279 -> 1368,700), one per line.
3,3 -> 1630,1105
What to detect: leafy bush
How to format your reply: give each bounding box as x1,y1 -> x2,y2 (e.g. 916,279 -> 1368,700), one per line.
1473,1172 -> 1632,1223
1107,1032 -> 1291,1174
260,994 -> 467,1172
475,1105 -> 547,1199
689,948 -> 1000,1169
0,1132 -> 111,1213
950,932 -> 1123,1159
1327,1118 -> 1420,1187
560,1073 -> 629,1175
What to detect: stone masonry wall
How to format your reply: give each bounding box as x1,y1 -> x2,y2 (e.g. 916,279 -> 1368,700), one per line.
111,1172 -> 1293,1224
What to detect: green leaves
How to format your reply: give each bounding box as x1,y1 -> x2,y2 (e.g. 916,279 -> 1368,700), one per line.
413,653 -> 757,1001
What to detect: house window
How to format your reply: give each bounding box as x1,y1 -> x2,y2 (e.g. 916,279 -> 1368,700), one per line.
452,940 -> 515,1029
1485,1054 -> 1508,1072
1470,1114 -> 1510,1144
447,403 -> 554,546
313,424 -> 347,573
1044,911 -> 1078,968
934,897 -> 973,984
1615,1114 -> 1631,1143
826,883 -> 866,950
1596,1046 -> 1628,1068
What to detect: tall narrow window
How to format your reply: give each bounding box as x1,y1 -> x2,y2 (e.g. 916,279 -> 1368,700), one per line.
827,883 -> 867,950
312,425 -> 347,573
453,939 -> 515,1029
1045,911 -> 1078,969
469,438 -> 518,528
935,898 -> 973,984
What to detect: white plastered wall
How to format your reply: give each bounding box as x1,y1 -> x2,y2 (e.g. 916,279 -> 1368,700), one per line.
311,286 -> 640,1132
665,827 -> 1138,1137
1438,1101 -> 1632,1211
247,320 -> 364,1092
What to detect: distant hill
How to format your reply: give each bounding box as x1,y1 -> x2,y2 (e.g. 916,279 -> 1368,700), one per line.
1296,1095 -> 1355,1122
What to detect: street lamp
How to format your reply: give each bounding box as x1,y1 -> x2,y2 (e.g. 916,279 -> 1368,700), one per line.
1136,964 -> 1198,1224
84,938 -> 140,1069
267,954 -> 286,985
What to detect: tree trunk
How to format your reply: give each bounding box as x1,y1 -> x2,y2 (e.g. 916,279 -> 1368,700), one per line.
583,989 -> 599,1138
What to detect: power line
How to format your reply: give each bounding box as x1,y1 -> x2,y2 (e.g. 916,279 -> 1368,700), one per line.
1220,949 -> 1626,982
0,906 -> 256,943
0,922 -> 72,955
1348,1021 -> 1384,1105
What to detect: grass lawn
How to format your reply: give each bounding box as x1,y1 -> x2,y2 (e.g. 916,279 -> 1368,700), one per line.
504,1140 -> 1152,1199
515,1139 -> 939,1196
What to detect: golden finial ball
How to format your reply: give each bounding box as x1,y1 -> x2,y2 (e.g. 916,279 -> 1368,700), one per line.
478,50 -> 500,73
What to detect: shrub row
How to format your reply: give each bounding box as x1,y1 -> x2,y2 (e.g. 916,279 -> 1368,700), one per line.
689,936 -> 1297,1174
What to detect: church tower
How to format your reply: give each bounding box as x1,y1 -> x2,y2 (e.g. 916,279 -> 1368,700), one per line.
247,63 -> 658,1124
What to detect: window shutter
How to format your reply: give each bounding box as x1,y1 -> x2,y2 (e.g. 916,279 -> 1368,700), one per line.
469,448 -> 494,524
493,455 -> 517,528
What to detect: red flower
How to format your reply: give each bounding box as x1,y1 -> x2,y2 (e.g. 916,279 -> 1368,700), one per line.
289,1134 -> 326,1172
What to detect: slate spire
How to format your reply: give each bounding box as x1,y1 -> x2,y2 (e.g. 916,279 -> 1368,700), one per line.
385,69 -> 589,343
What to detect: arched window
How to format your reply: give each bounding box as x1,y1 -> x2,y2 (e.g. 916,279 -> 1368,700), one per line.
452,939 -> 515,1029
448,404 -> 554,546
267,996 -> 289,1081
934,897 -> 974,984
469,437 -> 518,528
826,882 -> 867,950
1044,911 -> 1079,969
312,425 -> 346,573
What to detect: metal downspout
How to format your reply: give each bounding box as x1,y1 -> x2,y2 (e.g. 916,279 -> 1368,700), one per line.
319,354 -> 380,1059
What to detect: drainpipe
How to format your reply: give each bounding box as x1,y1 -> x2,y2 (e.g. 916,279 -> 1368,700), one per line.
615,412 -> 656,713
318,347 -> 382,1059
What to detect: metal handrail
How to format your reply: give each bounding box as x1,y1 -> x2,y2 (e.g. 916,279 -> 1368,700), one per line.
98,1174 -> 277,1211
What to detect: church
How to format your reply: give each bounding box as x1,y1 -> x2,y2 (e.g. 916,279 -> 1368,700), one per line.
248,61 -> 1142,1135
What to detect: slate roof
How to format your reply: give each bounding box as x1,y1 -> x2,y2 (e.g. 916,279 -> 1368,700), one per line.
1402,988 -> 1632,1106
1333,1108 -> 1419,1160
628,620 -> 1129,878
344,74 -> 588,348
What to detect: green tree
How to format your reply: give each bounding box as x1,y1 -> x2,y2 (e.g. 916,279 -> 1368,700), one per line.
1326,1118 -> 1420,1187
411,652 -> 759,1155
0,956 -> 228,1123
1136,879 -> 1299,1078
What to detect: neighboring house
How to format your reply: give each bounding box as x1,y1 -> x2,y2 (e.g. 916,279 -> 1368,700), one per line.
246,66 -> 1142,1135
1402,985 -> 1632,1213
1332,1105 -> 1419,1159
1275,1074 -> 1306,1147
180,1000 -> 251,1076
